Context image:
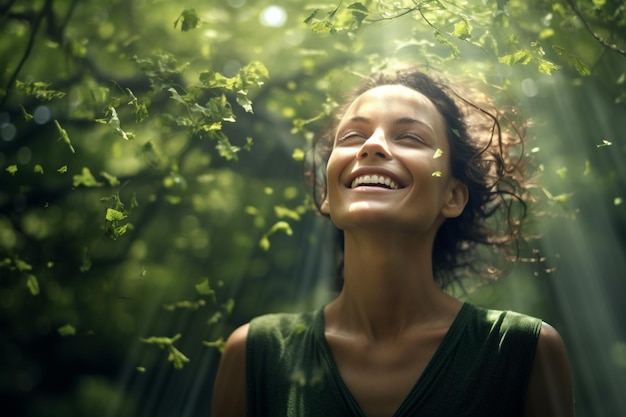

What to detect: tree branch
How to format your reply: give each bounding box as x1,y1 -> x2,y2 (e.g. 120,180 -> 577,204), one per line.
0,0 -> 54,110
565,0 -> 626,57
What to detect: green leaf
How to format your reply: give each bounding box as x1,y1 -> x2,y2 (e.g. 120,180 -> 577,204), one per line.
73,167 -> 104,187
207,94 -> 236,122
174,9 -> 200,32
126,88 -> 148,122
58,324 -> 76,336
141,334 -> 181,346
105,208 -> 127,221
453,20 -> 472,40
57,165 -> 68,173
15,80 -> 65,101
195,278 -> 216,296
222,298 -> 235,314
168,346 -> 190,369
140,334 -> 189,369
34,164 -> 44,174
348,2 -> 369,27
203,337 -> 226,353
537,59 -> 559,75
199,71 -> 237,90
6,165 -> 18,175
206,311 -> 222,325
19,105 -> 33,121
433,148 -> 444,159
552,193 -> 573,203
100,171 -> 120,187
575,58 -> 591,76
303,9 -> 320,25
499,49 -> 532,65
239,61 -> 269,89
292,148 -> 305,161
310,20 -> 337,34
274,205 -> 301,221
236,90 -> 254,113
108,107 -> 134,140
15,259 -> 32,271
26,274 -> 39,295
215,132 -> 240,160
259,235 -> 271,251
54,120 -> 75,153
163,299 -> 206,311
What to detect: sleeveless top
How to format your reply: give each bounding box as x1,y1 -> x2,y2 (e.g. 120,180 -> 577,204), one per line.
246,302 -> 542,417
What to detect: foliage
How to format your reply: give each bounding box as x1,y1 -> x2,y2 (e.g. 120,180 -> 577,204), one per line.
0,0 -> 625,416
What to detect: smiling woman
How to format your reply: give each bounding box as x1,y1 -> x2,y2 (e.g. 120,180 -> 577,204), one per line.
212,68 -> 573,417
312,70 -> 532,289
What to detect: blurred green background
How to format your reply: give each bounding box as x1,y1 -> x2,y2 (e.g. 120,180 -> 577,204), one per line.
1,0 -> 625,416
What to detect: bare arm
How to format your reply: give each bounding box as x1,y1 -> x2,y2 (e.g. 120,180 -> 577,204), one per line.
212,324 -> 249,417
524,322 -> 574,417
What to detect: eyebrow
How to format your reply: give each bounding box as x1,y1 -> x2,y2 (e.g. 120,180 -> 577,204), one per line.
344,116 -> 435,134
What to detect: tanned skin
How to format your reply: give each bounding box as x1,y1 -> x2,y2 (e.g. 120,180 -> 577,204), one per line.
211,85 -> 573,417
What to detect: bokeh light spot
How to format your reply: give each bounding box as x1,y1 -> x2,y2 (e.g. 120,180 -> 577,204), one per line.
260,5 -> 287,27
1,123 -> 16,141
34,106 -> 51,124
17,147 -> 32,164
521,78 -> 538,97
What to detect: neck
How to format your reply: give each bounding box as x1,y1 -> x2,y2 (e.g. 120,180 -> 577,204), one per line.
330,228 -> 459,341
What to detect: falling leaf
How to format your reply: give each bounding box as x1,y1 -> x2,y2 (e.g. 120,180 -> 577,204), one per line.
54,120 -> 75,153
58,324 -> 76,336
26,275 -> 39,295
292,148 -> 305,161
19,105 -> 33,121
432,171 -> 442,177
433,148 -> 444,159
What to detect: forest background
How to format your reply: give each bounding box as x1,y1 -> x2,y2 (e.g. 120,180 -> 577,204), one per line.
1,0 -> 625,416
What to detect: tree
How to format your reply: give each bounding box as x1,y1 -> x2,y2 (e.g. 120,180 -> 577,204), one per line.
1,0 -> 624,416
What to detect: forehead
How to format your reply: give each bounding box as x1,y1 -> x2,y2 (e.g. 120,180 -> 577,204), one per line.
341,84 -> 443,123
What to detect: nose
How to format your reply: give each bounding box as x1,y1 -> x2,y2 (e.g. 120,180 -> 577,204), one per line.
357,129 -> 391,160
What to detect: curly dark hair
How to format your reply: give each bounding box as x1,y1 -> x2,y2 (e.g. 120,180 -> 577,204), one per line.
305,68 -> 534,289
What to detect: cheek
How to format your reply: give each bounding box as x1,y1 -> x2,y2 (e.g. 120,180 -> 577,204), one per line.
325,153 -> 342,187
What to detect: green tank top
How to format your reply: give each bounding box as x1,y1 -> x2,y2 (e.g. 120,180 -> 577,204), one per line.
246,302 -> 542,417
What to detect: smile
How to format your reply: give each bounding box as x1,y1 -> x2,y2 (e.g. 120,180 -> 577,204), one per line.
350,174 -> 399,190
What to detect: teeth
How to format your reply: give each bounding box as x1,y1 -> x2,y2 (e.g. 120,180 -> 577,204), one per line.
351,174 -> 398,189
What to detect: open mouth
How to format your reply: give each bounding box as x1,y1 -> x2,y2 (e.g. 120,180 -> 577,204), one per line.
350,174 -> 399,190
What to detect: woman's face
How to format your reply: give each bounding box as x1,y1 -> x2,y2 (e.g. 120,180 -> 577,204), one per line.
321,84 -> 468,236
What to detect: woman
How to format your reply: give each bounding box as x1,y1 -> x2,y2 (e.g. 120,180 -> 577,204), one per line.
212,69 -> 573,417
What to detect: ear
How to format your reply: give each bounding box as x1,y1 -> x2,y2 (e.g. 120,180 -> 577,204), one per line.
320,195 -> 330,215
441,179 -> 468,219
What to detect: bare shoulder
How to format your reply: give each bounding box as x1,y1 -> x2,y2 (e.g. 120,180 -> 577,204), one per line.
524,322 -> 573,417
212,323 -> 250,417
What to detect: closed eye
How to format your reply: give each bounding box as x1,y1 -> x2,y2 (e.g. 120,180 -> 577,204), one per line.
397,132 -> 427,145
337,131 -> 367,144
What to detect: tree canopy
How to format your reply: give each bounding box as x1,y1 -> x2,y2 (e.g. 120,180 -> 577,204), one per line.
1,0 -> 625,416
